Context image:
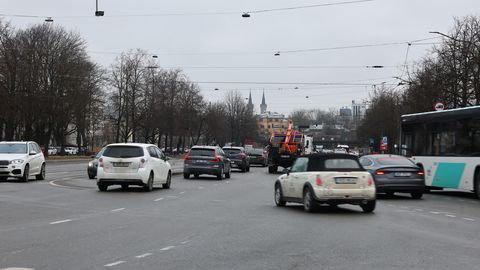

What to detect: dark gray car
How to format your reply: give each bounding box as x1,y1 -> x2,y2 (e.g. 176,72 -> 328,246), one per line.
87,148 -> 105,179
223,147 -> 250,172
359,154 -> 425,199
183,146 -> 231,180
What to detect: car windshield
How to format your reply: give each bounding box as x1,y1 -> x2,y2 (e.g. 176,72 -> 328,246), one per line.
0,143 -> 27,154
375,156 -> 415,166
102,146 -> 144,158
189,149 -> 215,156
95,148 -> 106,158
223,149 -> 241,155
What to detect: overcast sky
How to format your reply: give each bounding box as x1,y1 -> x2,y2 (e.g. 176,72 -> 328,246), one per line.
1,0 -> 479,115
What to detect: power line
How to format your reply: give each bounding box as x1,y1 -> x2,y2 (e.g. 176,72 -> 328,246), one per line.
195,81 -> 398,86
0,0 -> 375,19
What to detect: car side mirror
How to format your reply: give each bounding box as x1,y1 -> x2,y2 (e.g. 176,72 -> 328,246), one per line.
29,151 -> 36,156
283,167 -> 291,175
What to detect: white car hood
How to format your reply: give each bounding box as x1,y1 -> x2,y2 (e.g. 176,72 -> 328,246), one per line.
0,153 -> 28,160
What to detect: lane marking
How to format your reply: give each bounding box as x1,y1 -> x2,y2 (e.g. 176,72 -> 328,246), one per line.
160,246 -> 175,251
198,186 -> 204,190
49,219 -> 72,225
430,211 -> 440,214
167,196 -> 178,199
179,191 -> 185,194
154,198 -> 164,202
445,214 -> 456,218
111,208 -> 125,212
226,181 -> 230,184
180,240 -> 190,244
104,261 -> 126,267
463,218 -> 475,222
135,253 -> 152,258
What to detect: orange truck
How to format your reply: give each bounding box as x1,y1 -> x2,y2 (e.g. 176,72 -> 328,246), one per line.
267,123 -> 306,173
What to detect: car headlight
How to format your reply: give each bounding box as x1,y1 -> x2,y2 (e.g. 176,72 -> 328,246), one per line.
88,162 -> 93,167
10,159 -> 24,164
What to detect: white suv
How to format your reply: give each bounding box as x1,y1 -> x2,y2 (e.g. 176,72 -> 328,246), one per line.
0,141 -> 46,182
96,143 -> 172,192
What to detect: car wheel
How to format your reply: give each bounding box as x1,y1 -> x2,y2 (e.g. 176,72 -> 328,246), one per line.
411,192 -> 423,199
21,164 -> 30,182
88,172 -> 95,179
268,166 -> 275,174
246,166 -> 250,172
194,174 -> 199,179
361,200 -> 376,213
36,163 -> 46,180
183,173 -> 190,179
475,172 -> 480,199
0,176 -> 7,181
163,172 -> 171,189
217,168 -> 224,180
241,166 -> 246,173
303,187 -> 317,213
98,183 -> 108,192
144,172 -> 154,192
274,184 -> 286,207
225,168 -> 231,179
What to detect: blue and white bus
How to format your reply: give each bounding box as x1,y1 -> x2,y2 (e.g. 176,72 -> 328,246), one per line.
400,106 -> 480,198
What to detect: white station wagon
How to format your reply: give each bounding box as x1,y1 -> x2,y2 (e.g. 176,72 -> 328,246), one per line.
274,154 -> 376,213
96,143 -> 172,192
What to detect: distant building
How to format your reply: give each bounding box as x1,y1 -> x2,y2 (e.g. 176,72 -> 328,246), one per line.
258,111 -> 290,136
351,100 -> 367,122
247,90 -> 254,113
260,91 -> 267,114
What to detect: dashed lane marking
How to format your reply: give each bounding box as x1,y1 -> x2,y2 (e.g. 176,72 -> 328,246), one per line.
49,219 -> 72,225
111,208 -> 125,212
135,253 -> 152,259
104,261 -> 126,267
179,191 -> 185,194
445,214 -> 456,218
180,240 -> 190,245
198,186 -> 204,190
160,246 -> 175,251
430,211 -> 440,214
154,198 -> 164,202
463,218 -> 475,222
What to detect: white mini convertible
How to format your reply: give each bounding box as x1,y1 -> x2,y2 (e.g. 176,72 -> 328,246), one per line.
274,154 -> 376,213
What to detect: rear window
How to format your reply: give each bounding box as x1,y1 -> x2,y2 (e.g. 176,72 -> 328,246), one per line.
307,157 -> 362,171
190,149 -> 215,156
324,159 -> 361,169
103,146 -> 144,158
246,149 -> 263,155
224,149 -> 241,155
375,157 -> 414,166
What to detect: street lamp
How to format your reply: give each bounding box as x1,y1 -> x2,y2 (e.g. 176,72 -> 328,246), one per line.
274,51 -> 281,56
95,0 -> 105,16
45,17 -> 54,23
242,12 -> 251,18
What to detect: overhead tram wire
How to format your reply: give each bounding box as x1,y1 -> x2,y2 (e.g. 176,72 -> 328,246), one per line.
0,0 -> 375,20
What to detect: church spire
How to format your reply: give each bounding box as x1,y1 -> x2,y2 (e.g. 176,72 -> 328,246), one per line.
247,90 -> 254,112
260,90 -> 267,114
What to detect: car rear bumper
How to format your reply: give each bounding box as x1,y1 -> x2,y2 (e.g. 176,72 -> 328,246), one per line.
376,184 -> 425,193
97,169 -> 149,184
184,166 -> 222,176
250,159 -> 266,165
97,179 -> 145,186
313,187 -> 376,203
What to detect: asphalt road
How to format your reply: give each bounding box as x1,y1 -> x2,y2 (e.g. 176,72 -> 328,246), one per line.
1,161 -> 480,270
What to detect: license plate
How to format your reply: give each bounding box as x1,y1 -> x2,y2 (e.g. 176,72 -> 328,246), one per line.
335,177 -> 357,184
113,162 -> 130,167
394,172 -> 411,177
196,160 -> 207,163
281,155 -> 290,158
231,163 -> 238,167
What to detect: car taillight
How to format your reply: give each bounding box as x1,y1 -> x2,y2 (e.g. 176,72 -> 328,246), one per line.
99,157 -> 104,167
417,170 -> 425,176
139,158 -> 147,168
210,153 -> 220,163
240,153 -> 246,159
375,170 -> 386,175
184,154 -> 190,161
368,176 -> 374,186
315,175 -> 323,186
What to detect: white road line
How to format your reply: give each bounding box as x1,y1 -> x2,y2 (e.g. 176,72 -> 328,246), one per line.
104,261 -> 126,267
111,208 -> 126,212
445,214 -> 456,218
180,240 -> 190,244
154,198 -> 164,201
135,253 -> 152,258
430,211 -> 440,214
463,218 -> 475,222
226,181 -> 230,184
160,246 -> 175,251
49,219 -> 72,225
198,186 -> 204,190
179,191 -> 185,194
